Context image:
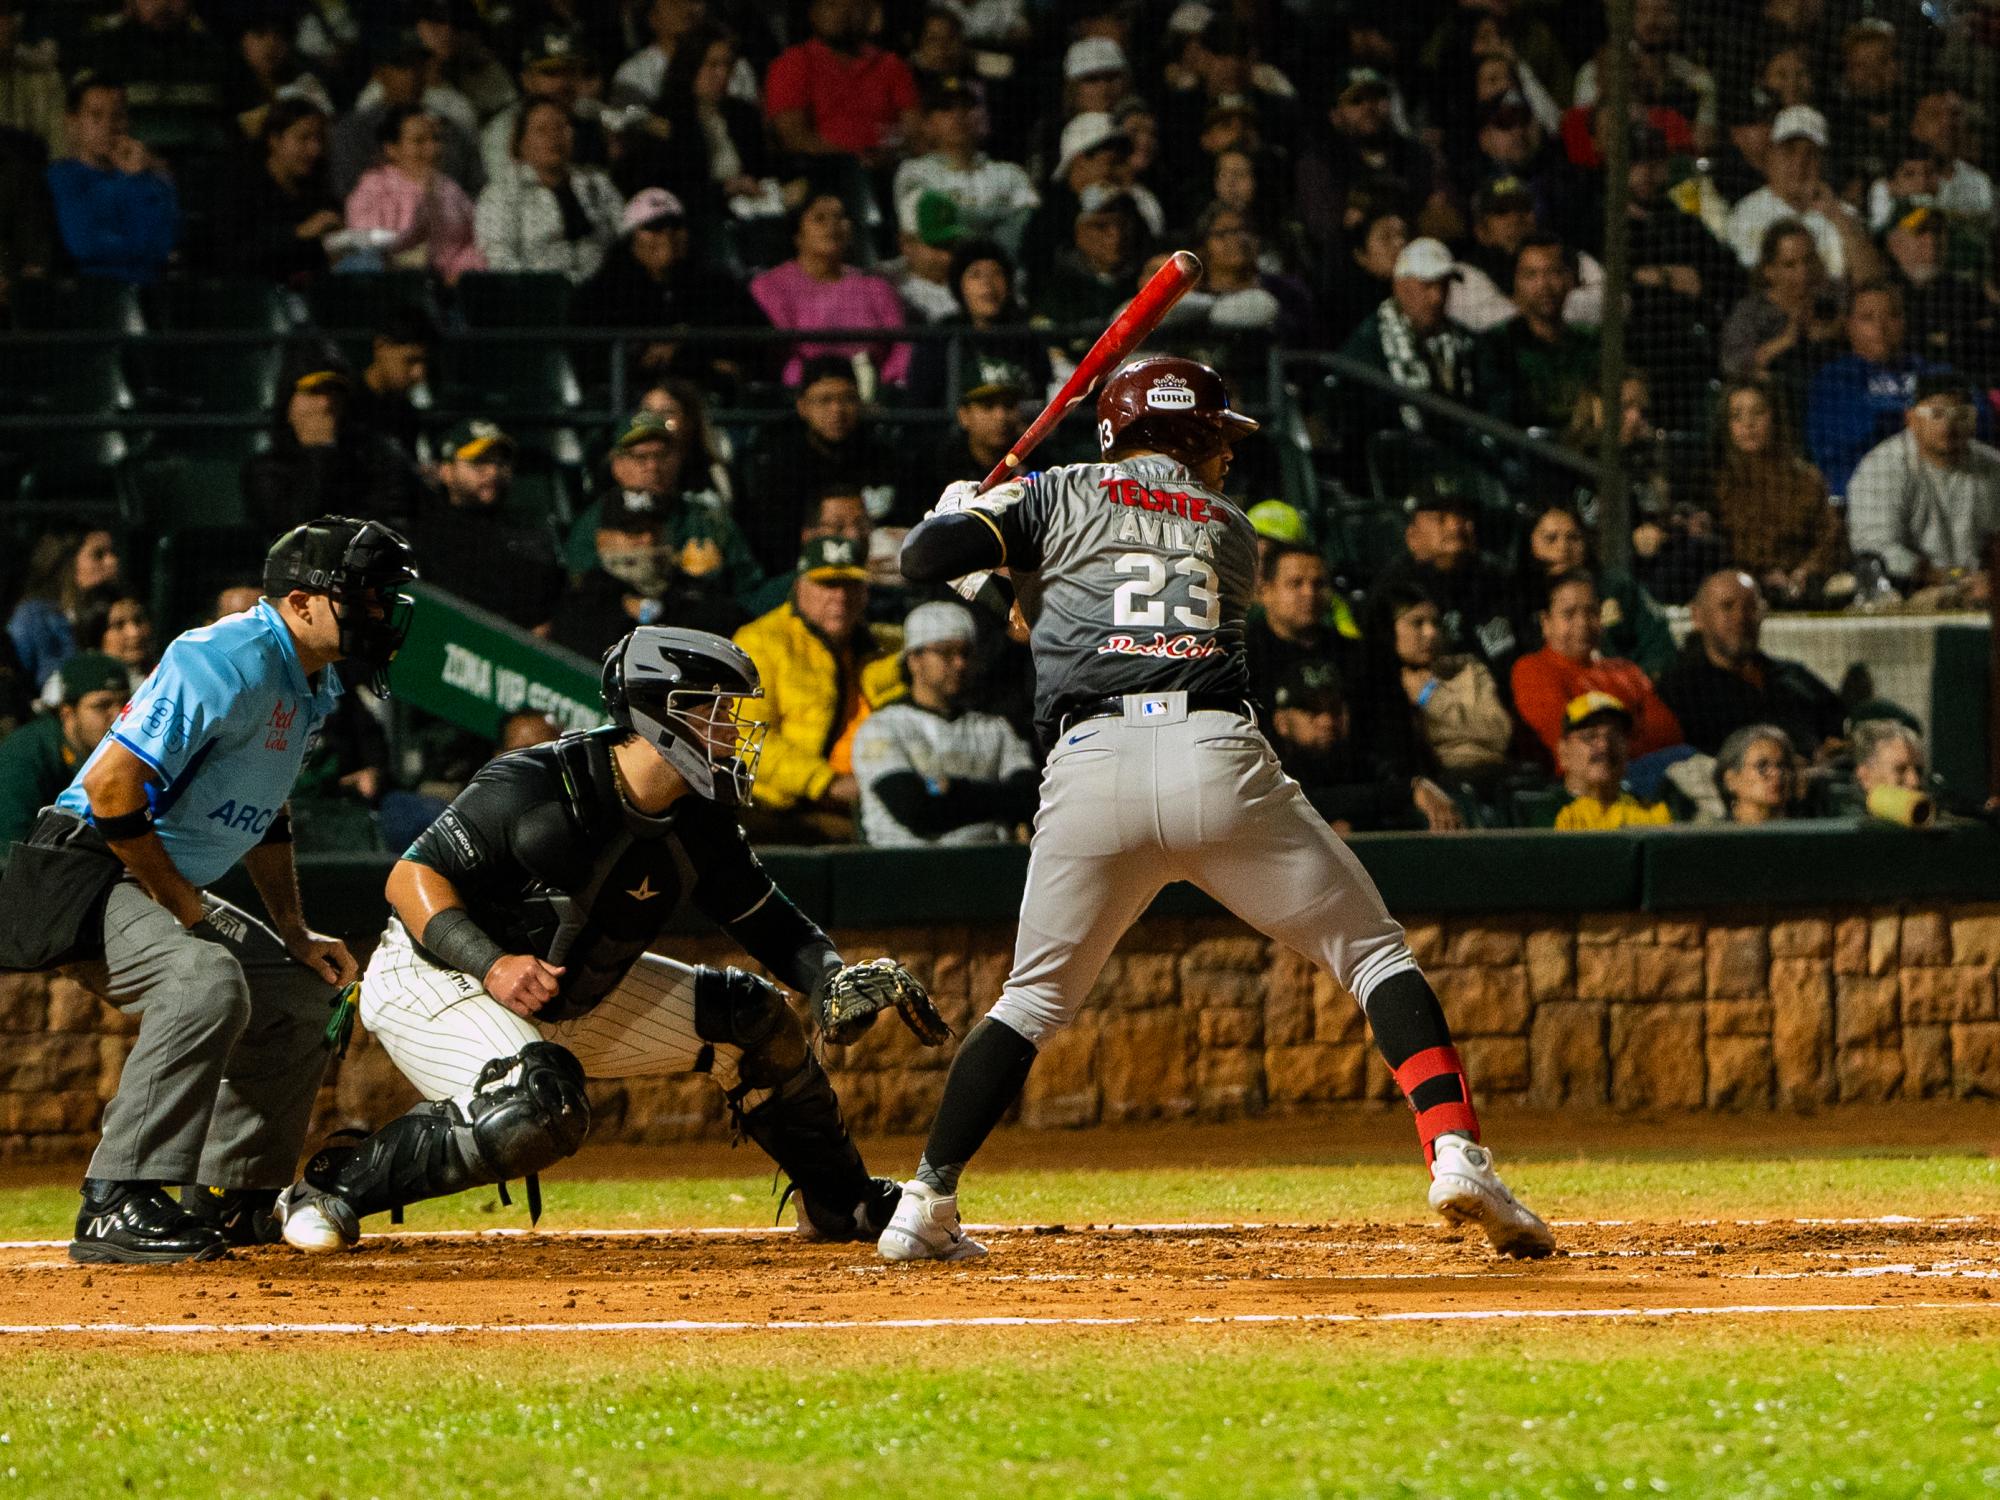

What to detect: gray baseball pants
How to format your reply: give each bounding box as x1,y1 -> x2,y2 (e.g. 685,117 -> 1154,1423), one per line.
65,880 -> 337,1187
987,699 -> 1419,1046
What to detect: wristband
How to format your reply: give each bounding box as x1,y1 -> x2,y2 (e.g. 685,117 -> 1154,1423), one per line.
421,908 -> 507,982
92,807 -> 154,842
258,812 -> 293,847
1415,676 -> 1440,710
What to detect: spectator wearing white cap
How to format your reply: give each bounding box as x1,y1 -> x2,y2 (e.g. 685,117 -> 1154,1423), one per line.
892,74 -> 1039,255
1724,105 -> 1881,285
852,602 -> 1038,848
1337,236 -> 1481,443
1025,110 -> 1161,282
570,186 -> 770,391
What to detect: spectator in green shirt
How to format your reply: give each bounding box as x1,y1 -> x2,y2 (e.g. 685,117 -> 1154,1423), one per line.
1479,234 -> 1599,431
0,652 -> 127,861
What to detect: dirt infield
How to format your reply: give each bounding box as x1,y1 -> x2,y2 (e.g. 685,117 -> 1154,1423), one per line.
3,1109 -> 1996,1347
2,1213 -> 1995,1346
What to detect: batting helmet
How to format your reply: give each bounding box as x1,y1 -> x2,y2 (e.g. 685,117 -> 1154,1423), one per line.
601,627 -> 765,805
1096,355 -> 1259,461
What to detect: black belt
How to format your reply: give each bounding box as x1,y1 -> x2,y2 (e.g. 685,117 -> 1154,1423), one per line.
1059,692 -> 1255,727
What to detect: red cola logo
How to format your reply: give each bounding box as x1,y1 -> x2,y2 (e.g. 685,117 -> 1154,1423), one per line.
1096,633 -> 1225,659
1098,476 -> 1212,523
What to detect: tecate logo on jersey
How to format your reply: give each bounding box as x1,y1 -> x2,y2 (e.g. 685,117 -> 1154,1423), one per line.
1097,475 -> 1212,522
1096,632 -> 1225,659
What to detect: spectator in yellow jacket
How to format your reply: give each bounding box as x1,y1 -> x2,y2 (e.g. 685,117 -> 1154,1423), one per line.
733,537 -> 904,842
1553,691 -> 1674,832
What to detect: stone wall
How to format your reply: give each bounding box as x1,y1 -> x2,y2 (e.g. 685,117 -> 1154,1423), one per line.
6,903 -> 2000,1160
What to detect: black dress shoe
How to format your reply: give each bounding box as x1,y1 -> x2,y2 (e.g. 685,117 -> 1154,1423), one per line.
70,1180 -> 230,1265
178,1184 -> 282,1246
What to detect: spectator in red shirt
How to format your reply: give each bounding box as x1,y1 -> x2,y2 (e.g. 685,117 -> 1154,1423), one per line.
765,0 -> 919,167
1509,569 -> 1684,761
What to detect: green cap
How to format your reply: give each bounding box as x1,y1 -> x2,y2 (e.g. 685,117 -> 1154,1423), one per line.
905,189 -> 966,249
1246,499 -> 1309,544
798,535 -> 869,581
612,409 -> 678,450
440,418 -> 516,462
57,651 -> 128,706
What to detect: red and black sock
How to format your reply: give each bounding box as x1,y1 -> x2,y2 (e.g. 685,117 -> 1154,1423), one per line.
1364,970 -> 1479,1165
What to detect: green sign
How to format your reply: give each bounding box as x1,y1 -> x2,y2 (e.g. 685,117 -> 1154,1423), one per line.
388,582 -> 604,738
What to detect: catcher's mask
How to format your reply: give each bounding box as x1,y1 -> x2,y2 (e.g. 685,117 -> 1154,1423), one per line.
601,627 -> 765,805
263,516 -> 419,697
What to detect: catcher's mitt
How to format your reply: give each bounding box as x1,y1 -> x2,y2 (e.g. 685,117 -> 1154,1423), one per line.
812,958 -> 950,1047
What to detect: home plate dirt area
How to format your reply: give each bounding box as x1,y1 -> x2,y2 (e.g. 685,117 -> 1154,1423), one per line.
0,1215 -> 1995,1345
1,1111 -> 1995,1346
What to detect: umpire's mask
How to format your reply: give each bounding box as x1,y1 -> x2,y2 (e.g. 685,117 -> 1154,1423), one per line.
264,516 -> 419,697
601,628 -> 765,805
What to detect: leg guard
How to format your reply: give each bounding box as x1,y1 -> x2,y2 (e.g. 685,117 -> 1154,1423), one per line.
693,966 -> 873,1231
308,1042 -> 591,1222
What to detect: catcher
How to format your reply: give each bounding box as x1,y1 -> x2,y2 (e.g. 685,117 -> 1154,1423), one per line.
274,627 -> 946,1252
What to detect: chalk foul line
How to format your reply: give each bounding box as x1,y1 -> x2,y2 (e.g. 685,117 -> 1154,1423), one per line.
0,1301 -> 1995,1339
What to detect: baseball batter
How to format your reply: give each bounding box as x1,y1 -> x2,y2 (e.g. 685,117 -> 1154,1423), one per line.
877,355 -> 1554,1262
274,627 -> 944,1252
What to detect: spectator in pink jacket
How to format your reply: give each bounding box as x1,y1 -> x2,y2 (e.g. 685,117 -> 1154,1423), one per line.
344,104 -> 485,283
750,193 -> 910,387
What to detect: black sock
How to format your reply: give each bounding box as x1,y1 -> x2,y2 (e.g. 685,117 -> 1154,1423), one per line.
916,1016 -> 1038,1195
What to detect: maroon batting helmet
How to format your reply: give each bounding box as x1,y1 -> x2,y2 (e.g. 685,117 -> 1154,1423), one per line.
1095,355 -> 1259,461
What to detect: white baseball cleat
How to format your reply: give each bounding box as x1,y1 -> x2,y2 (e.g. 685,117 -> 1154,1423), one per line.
877,1179 -> 987,1262
1427,1134 -> 1556,1259
274,1181 -> 360,1253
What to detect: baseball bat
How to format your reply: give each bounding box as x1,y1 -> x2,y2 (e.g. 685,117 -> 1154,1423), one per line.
975,248 -> 1203,495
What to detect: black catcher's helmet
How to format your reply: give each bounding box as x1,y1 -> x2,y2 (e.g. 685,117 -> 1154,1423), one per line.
601,627 -> 765,804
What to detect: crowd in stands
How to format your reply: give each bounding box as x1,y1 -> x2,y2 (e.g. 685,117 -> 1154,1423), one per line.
0,0 -> 1989,848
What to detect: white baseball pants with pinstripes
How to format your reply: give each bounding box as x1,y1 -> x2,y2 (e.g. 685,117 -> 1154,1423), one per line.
360,917 -> 754,1106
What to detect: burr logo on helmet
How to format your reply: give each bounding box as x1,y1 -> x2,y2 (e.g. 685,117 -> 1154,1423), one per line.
1145,374 -> 1196,411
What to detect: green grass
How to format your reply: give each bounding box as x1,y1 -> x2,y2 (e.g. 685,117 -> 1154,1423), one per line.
3,1324 -> 1998,1498
4,1151 -> 1998,1239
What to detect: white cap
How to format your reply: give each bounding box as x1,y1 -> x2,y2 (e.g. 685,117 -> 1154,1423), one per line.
1392,236 -> 1457,281
1053,111 -> 1127,181
1771,104 -> 1828,148
1167,2 -> 1215,35
903,600 -> 977,654
1064,36 -> 1127,81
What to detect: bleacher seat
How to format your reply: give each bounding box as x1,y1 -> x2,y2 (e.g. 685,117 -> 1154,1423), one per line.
456,272 -> 573,328
135,342 -> 283,416
125,456 -> 258,633
9,280 -> 146,333
431,343 -> 580,415
306,273 -> 445,338
145,278 -> 302,332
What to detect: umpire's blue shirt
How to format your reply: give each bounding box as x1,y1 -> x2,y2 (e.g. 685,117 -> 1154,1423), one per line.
56,600 -> 343,886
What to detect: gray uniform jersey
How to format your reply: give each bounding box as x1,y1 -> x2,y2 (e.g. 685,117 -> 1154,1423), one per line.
966,454 -> 1257,733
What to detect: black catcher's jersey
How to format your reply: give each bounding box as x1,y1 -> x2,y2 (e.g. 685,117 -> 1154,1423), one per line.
404,728 -> 830,1020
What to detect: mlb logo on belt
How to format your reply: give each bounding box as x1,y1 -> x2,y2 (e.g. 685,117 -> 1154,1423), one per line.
1141,698 -> 1169,717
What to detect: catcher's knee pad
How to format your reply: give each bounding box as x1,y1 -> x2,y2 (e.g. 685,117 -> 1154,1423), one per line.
311,1042 -> 591,1220
693,965 -> 806,1089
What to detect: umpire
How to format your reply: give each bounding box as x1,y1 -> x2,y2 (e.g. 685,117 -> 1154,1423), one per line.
0,517 -> 418,1264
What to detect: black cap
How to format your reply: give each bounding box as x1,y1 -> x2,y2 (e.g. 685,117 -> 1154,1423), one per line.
378,29 -> 429,69
921,75 -> 975,112
1274,659 -> 1344,713
522,24 -> 588,72
601,489 -> 666,531
1472,175 -> 1534,219
1912,371 -> 1973,406
1405,472 -> 1477,517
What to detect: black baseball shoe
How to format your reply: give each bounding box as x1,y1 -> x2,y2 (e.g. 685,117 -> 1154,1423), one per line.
178,1185 -> 283,1246
70,1180 -> 230,1265
791,1176 -> 904,1243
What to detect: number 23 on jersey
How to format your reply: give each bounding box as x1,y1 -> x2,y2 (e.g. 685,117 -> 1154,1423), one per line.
1111,553 -> 1221,630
